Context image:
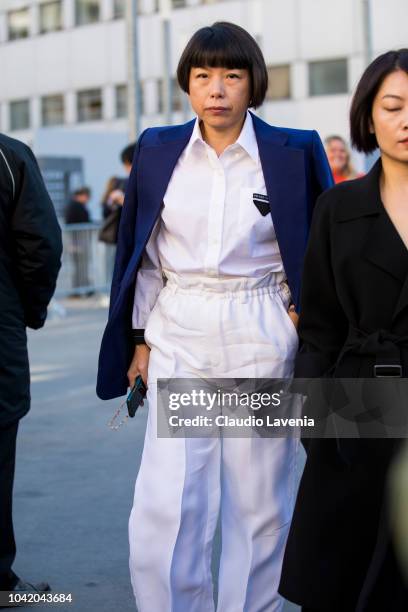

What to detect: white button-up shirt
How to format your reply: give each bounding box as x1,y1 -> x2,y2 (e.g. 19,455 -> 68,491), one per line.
132,111 -> 285,329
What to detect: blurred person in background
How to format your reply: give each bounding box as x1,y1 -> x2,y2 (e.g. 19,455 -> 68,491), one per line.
101,176 -> 126,221
99,177 -> 126,282
0,134 -> 62,595
97,21 -> 332,612
99,144 -> 136,281
280,49 -> 408,612
101,142 -> 136,222
121,142 -> 136,178
389,441 -> 408,584
325,134 -> 363,183
64,186 -> 91,224
64,187 -> 92,294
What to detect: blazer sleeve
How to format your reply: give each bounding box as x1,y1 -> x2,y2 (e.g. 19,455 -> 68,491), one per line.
295,190 -> 348,377
10,144 -> 62,329
109,129 -> 148,316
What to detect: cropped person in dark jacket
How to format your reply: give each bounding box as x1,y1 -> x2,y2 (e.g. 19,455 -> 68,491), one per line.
0,134 -> 62,593
64,187 -> 91,224
279,50 -> 408,612
64,187 -> 91,291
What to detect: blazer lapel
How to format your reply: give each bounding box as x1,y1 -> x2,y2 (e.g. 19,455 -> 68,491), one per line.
252,113 -> 307,297
135,137 -> 192,247
394,275 -> 408,321
120,122 -> 194,291
363,210 -> 408,320
363,210 -> 407,283
366,213 -> 408,322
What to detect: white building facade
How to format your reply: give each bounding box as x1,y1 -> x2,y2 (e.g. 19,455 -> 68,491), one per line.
0,0 -> 407,214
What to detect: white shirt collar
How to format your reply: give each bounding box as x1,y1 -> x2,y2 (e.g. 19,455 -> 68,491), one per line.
235,111 -> 259,163
185,111 -> 259,164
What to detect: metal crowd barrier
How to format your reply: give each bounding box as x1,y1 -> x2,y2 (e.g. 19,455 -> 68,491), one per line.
55,223 -> 114,298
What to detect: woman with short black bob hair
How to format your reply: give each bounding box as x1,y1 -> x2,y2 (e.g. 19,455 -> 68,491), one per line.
97,21 -> 332,611
176,21 -> 268,108
350,48 -> 408,153
280,48 -> 408,612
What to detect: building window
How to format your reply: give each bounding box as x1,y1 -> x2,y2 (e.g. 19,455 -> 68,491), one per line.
10,100 -> 30,131
115,85 -> 127,118
266,65 -> 291,101
39,1 -> 62,34
309,59 -> 348,96
113,0 -> 125,19
8,8 -> 30,41
172,0 -> 186,8
42,95 -> 65,126
77,89 -> 103,122
75,0 -> 100,26
138,0 -> 160,13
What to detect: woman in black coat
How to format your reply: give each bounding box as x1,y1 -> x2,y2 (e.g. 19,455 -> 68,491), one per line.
279,50 -> 408,612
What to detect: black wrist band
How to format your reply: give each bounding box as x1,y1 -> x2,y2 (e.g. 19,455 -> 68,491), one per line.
132,329 -> 145,344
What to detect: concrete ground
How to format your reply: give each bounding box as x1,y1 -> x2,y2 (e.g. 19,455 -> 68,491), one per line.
11,297 -> 301,612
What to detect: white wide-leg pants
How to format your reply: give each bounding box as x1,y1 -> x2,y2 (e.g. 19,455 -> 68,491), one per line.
129,273 -> 300,612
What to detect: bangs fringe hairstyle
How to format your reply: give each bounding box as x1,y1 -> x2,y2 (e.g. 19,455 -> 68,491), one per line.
350,48 -> 408,154
177,22 -> 268,109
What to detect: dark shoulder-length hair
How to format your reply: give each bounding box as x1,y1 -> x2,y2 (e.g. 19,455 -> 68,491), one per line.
350,49 -> 408,153
176,22 -> 268,109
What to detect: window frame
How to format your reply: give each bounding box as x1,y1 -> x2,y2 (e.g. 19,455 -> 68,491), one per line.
113,0 -> 125,19
7,7 -> 30,41
115,84 -> 128,118
75,0 -> 101,27
265,64 -> 291,102
77,88 -> 103,122
308,58 -> 349,97
9,99 -> 31,131
41,94 -> 65,127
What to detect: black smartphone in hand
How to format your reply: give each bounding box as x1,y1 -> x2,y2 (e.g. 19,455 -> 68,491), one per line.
126,375 -> 147,418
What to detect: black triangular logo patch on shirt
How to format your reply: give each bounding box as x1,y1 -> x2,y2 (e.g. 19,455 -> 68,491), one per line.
253,193 -> 270,216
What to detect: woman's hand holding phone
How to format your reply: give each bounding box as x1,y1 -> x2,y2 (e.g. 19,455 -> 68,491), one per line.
127,344 -> 150,388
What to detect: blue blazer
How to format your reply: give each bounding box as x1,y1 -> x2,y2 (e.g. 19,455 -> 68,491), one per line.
97,112 -> 333,399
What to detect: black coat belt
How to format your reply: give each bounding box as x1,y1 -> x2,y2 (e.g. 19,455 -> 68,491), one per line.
334,327 -> 408,378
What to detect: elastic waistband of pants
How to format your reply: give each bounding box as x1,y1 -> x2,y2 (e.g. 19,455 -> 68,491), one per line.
162,270 -> 291,302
